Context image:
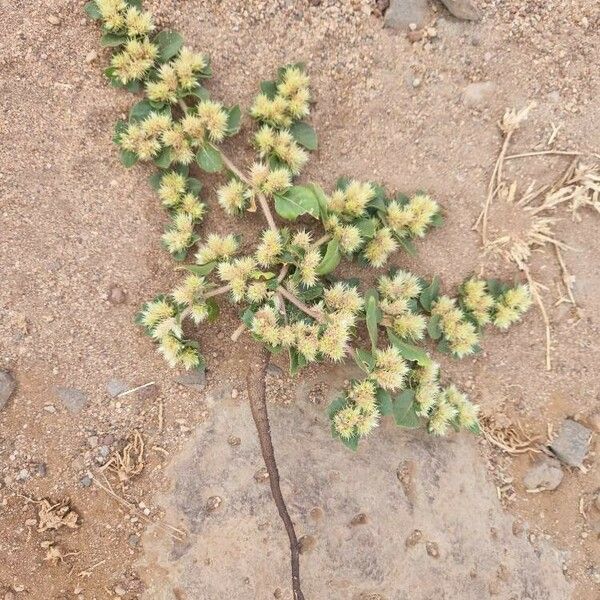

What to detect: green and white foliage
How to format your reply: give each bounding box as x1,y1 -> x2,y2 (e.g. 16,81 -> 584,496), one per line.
88,0 -> 533,449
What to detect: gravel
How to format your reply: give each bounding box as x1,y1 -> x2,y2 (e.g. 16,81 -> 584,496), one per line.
106,378 -> 130,398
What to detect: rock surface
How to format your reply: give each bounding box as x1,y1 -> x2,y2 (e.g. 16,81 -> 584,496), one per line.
440,0 -> 481,20
523,457 -> 564,491
384,0 -> 427,29
0,371 -> 16,410
56,387 -> 88,414
550,419 -> 592,467
461,81 -> 496,108
138,396 -> 571,599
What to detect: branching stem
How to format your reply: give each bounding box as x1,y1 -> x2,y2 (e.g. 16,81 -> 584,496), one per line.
277,286 -> 325,323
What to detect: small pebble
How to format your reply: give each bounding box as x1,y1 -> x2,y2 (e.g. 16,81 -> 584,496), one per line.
206,496 -> 222,512
80,475 -> 93,487
47,15 -> 61,25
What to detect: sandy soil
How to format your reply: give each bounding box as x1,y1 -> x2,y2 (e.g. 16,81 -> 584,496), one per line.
1,0 -> 599,598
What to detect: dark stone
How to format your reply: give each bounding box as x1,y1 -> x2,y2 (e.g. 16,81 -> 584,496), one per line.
0,371 -> 16,410
550,419 -> 592,467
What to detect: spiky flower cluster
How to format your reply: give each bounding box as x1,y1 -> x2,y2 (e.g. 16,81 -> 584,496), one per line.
251,66 -> 310,127
386,193 -> 440,238
137,296 -> 202,370
333,380 -> 380,440
249,284 -> 363,363
492,284 -> 532,328
146,48 -> 210,103
431,295 -> 480,358
378,271 -> 426,341
89,1 -> 533,450
95,0 -> 154,36
111,38 -> 158,84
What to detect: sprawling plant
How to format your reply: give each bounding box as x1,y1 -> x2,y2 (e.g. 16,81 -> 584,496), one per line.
86,2 -> 532,597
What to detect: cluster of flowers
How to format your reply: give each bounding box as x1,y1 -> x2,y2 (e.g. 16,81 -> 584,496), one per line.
331,351 -> 480,442
250,282 -> 363,363
431,279 -> 532,357
137,292 -> 203,370
217,65 -> 312,217
324,181 -> 442,268
118,99 -> 229,165
156,171 -> 206,257
251,66 -> 310,128
378,271 -> 427,341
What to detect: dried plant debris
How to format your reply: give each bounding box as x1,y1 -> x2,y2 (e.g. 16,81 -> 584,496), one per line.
480,415 -> 542,456
41,541 -> 79,565
100,430 -> 145,485
475,104 -> 599,370
37,498 -> 80,532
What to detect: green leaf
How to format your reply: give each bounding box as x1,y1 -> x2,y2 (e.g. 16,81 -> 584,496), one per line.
154,31 -> 184,62
327,395 -> 347,420
205,299 -> 220,322
186,177 -> 203,195
365,290 -> 380,351
124,79 -> 143,93
353,348 -> 375,373
84,1 -> 102,19
120,149 -> 138,168
113,119 -> 128,145
129,100 -> 154,122
274,185 -> 320,221
393,390 -> 420,428
397,237 -> 417,256
101,33 -> 128,47
376,388 -> 393,416
260,80 -> 278,99
420,276 -> 440,312
154,147 -> 172,169
290,121 -> 317,150
355,218 -> 377,239
186,85 -> 210,101
340,435 -> 360,451
181,261 -> 217,277
148,172 -> 162,190
430,211 -> 444,227
226,105 -> 242,135
315,239 -> 341,275
427,314 -> 442,340
387,331 -> 431,367
196,145 -> 223,173
289,347 -> 308,376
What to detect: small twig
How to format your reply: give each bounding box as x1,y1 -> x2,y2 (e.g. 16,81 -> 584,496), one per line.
204,284 -> 232,299
220,149 -> 250,185
552,243 -> 577,307
231,322 -> 246,341
157,399 -> 164,433
523,265 -> 552,371
92,477 -> 186,540
505,150 -> 600,161
116,381 -> 156,399
257,192 -> 278,232
277,286 -> 325,323
313,233 -> 332,247
473,130 -> 514,243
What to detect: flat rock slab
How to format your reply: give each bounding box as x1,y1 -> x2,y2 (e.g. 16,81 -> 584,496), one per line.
138,395 -> 571,599
550,419 -> 592,467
